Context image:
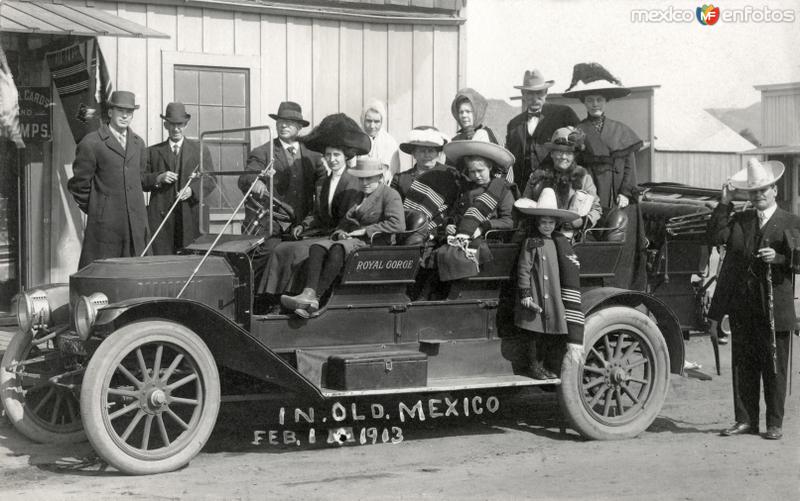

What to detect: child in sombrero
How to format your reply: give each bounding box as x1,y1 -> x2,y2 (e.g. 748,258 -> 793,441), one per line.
512,188 -> 586,379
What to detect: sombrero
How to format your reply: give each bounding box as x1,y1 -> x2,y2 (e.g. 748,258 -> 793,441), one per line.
399,126 -> 448,154
443,140 -> 515,170
514,188 -> 579,222
728,157 -> 785,192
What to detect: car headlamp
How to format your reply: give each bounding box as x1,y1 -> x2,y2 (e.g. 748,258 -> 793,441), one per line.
75,292 -> 109,340
14,289 -> 50,333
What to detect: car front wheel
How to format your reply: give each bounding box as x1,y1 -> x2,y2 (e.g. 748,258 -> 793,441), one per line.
80,320 -> 220,475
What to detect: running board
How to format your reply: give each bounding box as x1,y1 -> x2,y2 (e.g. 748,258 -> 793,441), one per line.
320,374 -> 560,398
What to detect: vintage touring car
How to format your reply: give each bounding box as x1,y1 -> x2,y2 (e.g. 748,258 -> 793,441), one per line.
0,129 -> 720,475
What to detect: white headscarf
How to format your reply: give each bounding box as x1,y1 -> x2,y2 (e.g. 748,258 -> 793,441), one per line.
360,99 -> 401,182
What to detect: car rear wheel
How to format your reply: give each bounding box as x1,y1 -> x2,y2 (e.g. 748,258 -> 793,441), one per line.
80,320 -> 220,475
558,306 -> 670,440
0,329 -> 85,443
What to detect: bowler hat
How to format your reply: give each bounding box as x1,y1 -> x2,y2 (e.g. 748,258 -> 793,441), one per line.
107,90 -> 139,110
160,102 -> 191,123
728,158 -> 785,192
514,188 -> 580,222
443,140 -> 515,170
348,158 -> 385,178
269,101 -> 310,127
514,69 -> 555,92
563,62 -> 631,100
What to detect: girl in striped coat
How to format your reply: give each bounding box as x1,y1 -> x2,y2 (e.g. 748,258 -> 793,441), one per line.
513,188 -> 585,380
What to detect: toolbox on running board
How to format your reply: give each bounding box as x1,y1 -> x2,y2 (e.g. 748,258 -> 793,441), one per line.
326,350 -> 428,390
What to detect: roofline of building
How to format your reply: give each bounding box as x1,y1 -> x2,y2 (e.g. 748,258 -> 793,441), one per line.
753,81 -> 800,92
89,0 -> 466,25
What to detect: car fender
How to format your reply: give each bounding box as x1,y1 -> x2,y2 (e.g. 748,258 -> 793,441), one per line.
581,287 -> 685,375
93,297 -> 324,401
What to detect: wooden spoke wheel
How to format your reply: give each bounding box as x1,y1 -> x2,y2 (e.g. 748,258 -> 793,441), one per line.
558,306 -> 670,440
0,329 -> 85,443
80,321 -> 220,475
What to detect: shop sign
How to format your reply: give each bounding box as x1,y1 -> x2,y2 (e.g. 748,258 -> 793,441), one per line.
18,87 -> 52,142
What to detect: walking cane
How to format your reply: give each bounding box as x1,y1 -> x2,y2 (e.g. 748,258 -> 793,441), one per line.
141,165 -> 200,256
763,238 -> 778,375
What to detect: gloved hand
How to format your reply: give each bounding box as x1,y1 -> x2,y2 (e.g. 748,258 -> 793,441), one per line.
289,225 -> 304,240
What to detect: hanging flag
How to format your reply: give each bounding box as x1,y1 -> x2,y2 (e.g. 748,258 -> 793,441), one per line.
46,39 -> 113,143
0,43 -> 25,148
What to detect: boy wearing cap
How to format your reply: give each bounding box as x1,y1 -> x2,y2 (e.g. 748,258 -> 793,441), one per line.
708,158 -> 800,441
142,102 -> 216,255
68,91 -> 150,268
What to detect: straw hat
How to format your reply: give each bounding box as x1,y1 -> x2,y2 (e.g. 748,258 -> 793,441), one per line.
348,157 -> 385,178
563,62 -> 631,100
399,126 -> 449,154
728,157 -> 785,192
513,69 -> 555,92
514,188 -> 580,222
443,140 -> 515,170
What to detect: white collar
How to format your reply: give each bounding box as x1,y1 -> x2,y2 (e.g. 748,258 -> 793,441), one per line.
758,204 -> 777,223
169,137 -> 185,149
279,139 -> 300,151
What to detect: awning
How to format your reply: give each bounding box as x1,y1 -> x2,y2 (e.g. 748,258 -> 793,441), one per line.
0,1 -> 169,38
746,145 -> 800,155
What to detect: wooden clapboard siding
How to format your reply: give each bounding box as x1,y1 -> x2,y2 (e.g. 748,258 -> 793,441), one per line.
116,3 -> 148,137
202,8 -> 235,55
362,23 -> 389,123
176,6 -> 203,52
339,22 -> 364,121
386,25 -> 413,137
260,15 -> 288,126
411,25 -> 434,128
653,151 -> 758,189
432,25 -> 458,137
234,12 -> 262,56
146,3 -> 178,143
285,18 -> 314,120
761,91 -> 800,147
312,19 -> 341,123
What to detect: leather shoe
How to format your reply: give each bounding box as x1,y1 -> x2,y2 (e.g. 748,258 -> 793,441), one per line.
764,426 -> 782,440
720,422 -> 758,436
281,288 -> 319,312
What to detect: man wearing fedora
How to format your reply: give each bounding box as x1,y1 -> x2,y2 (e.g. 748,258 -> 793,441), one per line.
708,158 -> 800,441
142,102 -> 216,255
68,90 -> 150,268
505,69 -> 579,190
238,101 -> 323,236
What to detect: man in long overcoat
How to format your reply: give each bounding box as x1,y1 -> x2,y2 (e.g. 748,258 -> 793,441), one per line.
708,158 -> 800,441
142,102 -> 215,254
505,69 -> 579,189
68,91 -> 149,269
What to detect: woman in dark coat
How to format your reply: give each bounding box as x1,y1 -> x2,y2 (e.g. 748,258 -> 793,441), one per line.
281,158 -> 405,317
450,88 -> 498,143
563,62 -> 646,288
259,114 -> 369,302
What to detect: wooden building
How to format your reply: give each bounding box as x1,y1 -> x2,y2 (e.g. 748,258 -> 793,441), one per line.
0,0 -> 467,319
750,81 -> 800,215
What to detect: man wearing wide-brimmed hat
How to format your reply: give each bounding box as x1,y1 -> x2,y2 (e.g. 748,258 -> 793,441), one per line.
68,90 -> 150,268
142,102 -> 216,255
505,69 -> 579,189
708,158 -> 800,441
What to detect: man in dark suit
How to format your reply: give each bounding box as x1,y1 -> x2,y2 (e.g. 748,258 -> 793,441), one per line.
708,158 -> 800,441
238,101 -> 324,237
238,102 -> 324,287
142,102 -> 215,254
68,91 -> 149,269
505,69 -> 579,189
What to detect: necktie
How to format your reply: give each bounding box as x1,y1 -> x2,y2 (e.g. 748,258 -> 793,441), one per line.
526,115 -> 539,136
758,211 -> 767,228
173,143 -> 180,157
287,145 -> 297,162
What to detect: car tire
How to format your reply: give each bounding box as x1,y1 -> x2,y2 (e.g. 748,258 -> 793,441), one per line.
80,320 -> 220,475
557,306 -> 670,440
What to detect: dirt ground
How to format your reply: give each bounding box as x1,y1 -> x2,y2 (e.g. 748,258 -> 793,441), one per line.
0,335 -> 798,501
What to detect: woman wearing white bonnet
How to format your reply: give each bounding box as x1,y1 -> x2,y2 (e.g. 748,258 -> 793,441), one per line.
359,99 -> 401,182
